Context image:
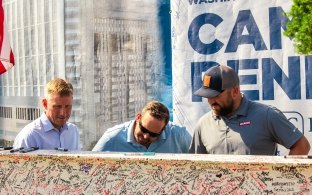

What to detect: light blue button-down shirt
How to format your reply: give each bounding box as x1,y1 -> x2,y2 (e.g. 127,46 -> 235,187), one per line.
13,113 -> 80,150
92,120 -> 191,153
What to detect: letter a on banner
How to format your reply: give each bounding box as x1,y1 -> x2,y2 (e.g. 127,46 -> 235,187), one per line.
0,0 -> 14,75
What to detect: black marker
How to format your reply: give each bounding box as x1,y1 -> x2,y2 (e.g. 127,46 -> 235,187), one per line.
284,155 -> 312,159
124,152 -> 155,156
0,146 -> 13,151
20,147 -> 39,153
10,147 -> 24,153
55,147 -> 68,152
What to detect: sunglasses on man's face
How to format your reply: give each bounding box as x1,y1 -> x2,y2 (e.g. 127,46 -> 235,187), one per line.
138,121 -> 162,137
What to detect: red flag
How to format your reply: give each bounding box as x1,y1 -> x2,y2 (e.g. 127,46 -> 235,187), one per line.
0,0 -> 14,75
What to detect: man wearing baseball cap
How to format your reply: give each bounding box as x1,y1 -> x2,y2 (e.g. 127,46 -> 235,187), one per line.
189,64 -> 310,155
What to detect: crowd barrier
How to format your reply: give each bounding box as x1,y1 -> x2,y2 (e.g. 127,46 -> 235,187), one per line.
0,150 -> 311,194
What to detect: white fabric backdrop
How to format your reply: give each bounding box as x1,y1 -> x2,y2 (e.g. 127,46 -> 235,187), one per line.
171,0 -> 312,155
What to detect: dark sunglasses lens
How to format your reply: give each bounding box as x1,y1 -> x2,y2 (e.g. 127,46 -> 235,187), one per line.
139,122 -> 160,137
147,131 -> 159,137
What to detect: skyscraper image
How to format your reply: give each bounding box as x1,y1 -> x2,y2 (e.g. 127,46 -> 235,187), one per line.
0,0 -> 166,149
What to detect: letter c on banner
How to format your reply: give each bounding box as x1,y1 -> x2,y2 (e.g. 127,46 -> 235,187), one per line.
188,13 -> 223,55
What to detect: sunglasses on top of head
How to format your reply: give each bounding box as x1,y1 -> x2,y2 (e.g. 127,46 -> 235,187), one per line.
138,121 -> 162,137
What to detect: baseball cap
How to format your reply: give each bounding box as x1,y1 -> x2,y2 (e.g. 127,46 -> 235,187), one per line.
194,65 -> 239,98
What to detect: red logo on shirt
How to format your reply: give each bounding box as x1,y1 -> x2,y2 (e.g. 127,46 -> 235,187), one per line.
239,121 -> 251,126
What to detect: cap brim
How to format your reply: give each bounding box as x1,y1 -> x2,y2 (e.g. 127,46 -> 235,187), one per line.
194,87 -> 220,98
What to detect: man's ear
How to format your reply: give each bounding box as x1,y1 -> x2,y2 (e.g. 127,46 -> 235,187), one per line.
232,86 -> 240,97
135,113 -> 142,121
42,99 -> 48,110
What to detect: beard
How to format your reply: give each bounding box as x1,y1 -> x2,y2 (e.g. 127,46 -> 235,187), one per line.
211,100 -> 234,116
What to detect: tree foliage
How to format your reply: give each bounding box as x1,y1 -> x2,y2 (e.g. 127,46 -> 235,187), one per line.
284,0 -> 312,54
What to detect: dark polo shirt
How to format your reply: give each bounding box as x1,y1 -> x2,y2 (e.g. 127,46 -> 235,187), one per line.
189,96 -> 303,155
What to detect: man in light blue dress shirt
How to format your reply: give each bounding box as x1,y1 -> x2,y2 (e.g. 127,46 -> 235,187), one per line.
13,78 -> 80,150
92,101 -> 191,153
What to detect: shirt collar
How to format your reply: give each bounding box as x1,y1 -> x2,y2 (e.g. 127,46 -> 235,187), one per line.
40,112 -> 68,132
127,120 -> 136,143
233,94 -> 249,117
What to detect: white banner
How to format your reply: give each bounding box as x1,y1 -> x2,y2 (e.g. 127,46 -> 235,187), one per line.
171,0 -> 312,154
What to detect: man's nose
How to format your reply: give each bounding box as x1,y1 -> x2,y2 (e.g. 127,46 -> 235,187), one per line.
143,133 -> 150,139
59,107 -> 66,115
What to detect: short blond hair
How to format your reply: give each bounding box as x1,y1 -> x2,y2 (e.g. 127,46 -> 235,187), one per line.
141,101 -> 170,125
45,78 -> 73,97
